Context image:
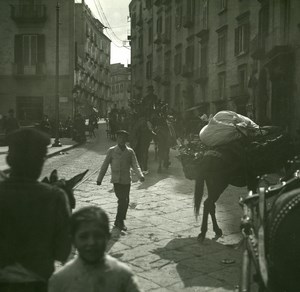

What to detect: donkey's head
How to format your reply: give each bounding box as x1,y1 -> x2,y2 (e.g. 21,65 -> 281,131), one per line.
42,169 -> 88,209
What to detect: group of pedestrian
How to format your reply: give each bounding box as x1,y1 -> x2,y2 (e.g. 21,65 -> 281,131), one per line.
0,127 -> 144,291
0,109 -> 20,144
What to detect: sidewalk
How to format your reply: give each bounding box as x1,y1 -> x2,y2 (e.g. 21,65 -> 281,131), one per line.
0,138 -> 79,171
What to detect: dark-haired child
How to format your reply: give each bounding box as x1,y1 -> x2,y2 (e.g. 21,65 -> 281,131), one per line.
48,206 -> 143,292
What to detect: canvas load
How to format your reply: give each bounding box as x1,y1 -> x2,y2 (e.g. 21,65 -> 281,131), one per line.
199,110 -> 259,147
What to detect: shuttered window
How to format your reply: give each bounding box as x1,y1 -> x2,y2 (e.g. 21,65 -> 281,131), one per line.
234,23 -> 250,56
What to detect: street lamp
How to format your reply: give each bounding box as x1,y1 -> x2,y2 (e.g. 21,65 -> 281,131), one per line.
52,1 -> 62,147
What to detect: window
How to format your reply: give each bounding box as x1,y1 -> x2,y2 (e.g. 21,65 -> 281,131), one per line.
201,0 -> 208,29
200,43 -> 207,67
16,96 -> 43,122
146,0 -> 152,9
218,72 -> 226,99
185,45 -> 194,69
234,23 -> 250,55
148,25 -> 153,44
146,59 -> 152,79
174,52 -> 182,75
238,65 -> 247,91
165,14 -> 172,40
14,34 -> 45,74
175,2 -> 183,30
157,16 -> 162,34
219,0 -> 227,11
217,30 -> 226,63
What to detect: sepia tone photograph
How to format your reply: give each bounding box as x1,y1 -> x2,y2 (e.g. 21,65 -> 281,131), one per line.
0,0 -> 299,291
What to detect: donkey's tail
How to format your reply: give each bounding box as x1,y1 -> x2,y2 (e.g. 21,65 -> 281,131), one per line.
194,176 -> 205,219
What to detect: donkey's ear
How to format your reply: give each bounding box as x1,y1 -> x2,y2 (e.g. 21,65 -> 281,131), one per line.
49,169 -> 58,183
66,169 -> 89,189
41,177 -> 50,184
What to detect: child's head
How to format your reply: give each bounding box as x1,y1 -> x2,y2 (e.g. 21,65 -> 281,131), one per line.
71,206 -> 111,264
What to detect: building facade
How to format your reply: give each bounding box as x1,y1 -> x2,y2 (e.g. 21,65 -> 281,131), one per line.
0,0 -> 75,125
129,0 -> 300,135
110,63 -> 131,110
74,1 -> 111,118
0,0 -> 112,125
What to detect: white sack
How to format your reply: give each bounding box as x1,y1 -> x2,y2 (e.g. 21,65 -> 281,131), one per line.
199,110 -> 259,147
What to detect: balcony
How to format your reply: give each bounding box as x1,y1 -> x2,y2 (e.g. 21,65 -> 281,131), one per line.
250,34 -> 265,59
182,15 -> 194,28
194,66 -> 208,84
264,27 -> 290,60
13,63 -> 46,77
161,70 -> 171,86
11,5 -> 47,24
181,64 -> 194,78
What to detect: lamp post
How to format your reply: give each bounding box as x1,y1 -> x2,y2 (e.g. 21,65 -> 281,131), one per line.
52,2 -> 62,147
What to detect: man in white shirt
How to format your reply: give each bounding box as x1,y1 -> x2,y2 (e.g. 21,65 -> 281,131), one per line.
96,130 -> 144,231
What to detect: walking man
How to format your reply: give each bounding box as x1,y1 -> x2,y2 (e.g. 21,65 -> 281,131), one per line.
96,130 -> 145,231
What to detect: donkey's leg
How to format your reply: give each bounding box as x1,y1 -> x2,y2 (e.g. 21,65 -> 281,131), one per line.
210,203 -> 223,238
197,197 -> 210,242
206,177 -> 228,239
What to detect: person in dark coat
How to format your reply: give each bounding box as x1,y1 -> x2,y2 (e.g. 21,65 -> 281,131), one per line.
0,128 -> 71,292
3,109 -> 19,140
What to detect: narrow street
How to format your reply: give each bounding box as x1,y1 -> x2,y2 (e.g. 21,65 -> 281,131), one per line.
43,124 -> 245,292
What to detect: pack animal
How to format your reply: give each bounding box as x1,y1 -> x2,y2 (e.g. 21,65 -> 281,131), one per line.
42,169 -> 88,209
193,128 -> 295,242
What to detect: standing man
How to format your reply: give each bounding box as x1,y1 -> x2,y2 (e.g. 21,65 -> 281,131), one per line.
0,128 -> 71,291
3,109 -> 19,141
96,130 -> 145,231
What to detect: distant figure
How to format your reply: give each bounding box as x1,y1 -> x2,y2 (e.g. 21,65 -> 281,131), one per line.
40,115 -> 52,135
0,128 -> 71,292
96,130 -> 144,231
3,109 -> 19,140
73,113 -> 86,143
48,206 -> 143,292
64,116 -> 73,138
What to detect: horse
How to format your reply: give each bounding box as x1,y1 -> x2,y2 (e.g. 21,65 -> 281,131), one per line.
193,127 -> 295,242
42,169 -> 89,209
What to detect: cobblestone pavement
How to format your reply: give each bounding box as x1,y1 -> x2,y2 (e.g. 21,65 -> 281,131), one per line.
42,124 -> 246,292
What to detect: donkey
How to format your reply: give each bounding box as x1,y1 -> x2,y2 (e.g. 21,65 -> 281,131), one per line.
42,169 -> 89,209
194,128 -> 295,242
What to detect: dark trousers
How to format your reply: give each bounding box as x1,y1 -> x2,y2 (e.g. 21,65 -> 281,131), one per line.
114,183 -> 130,223
0,282 -> 47,292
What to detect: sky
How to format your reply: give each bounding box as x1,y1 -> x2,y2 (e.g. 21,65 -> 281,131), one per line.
84,0 -> 131,66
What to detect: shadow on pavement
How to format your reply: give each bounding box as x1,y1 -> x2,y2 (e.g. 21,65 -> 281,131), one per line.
152,236 -> 241,290
137,171 -> 169,189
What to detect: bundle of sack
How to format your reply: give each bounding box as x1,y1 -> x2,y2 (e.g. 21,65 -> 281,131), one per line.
199,110 -> 260,147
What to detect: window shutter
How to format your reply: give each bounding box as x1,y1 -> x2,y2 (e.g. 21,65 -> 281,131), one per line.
14,34 -> 23,63
244,23 -> 250,53
234,27 -> 239,56
37,34 -> 45,63
14,34 -> 23,74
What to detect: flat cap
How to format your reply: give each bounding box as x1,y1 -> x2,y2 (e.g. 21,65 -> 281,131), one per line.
116,130 -> 129,136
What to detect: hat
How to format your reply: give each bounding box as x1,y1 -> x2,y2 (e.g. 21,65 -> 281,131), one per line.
116,130 -> 129,136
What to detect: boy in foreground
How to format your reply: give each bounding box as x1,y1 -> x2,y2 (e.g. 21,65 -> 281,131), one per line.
49,206 -> 142,292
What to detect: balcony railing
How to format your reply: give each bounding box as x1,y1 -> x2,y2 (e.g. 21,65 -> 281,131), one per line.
11,5 -> 47,23
13,63 -> 46,76
264,27 -> 288,57
194,66 -> 208,83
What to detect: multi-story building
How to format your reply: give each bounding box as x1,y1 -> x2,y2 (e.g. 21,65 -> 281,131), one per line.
0,0 -> 111,125
74,1 -> 111,118
110,63 -> 131,110
0,0 -> 75,125
129,0 -> 300,135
